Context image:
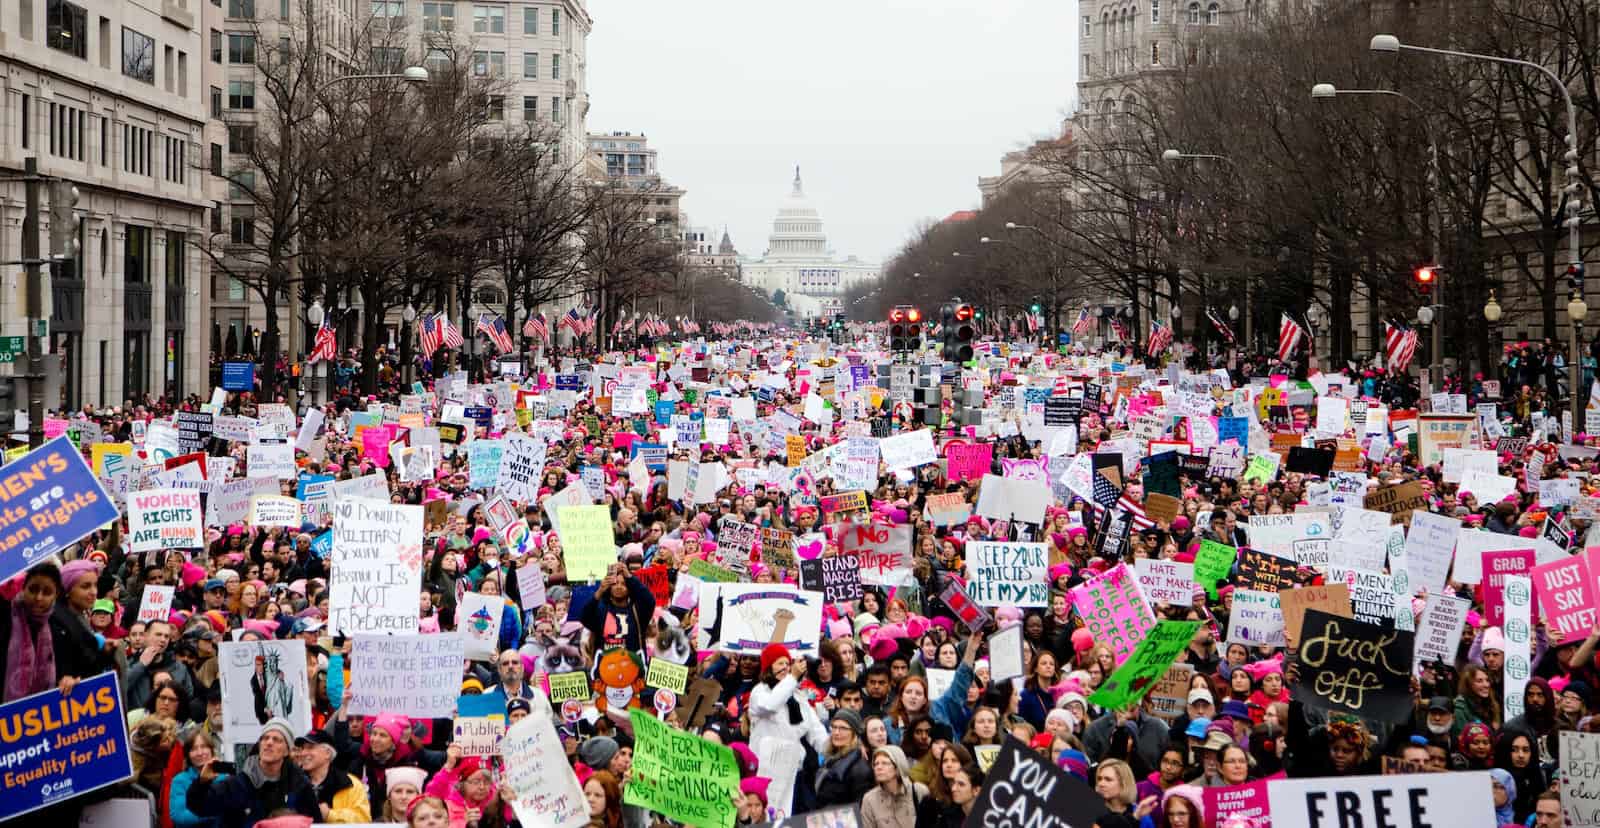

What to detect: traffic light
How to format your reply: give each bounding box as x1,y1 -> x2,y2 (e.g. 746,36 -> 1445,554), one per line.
889,306 -> 921,351
905,307 -> 922,351
1569,263 -> 1586,295
940,302 -> 975,363
1414,265 -> 1438,296
1030,301 -> 1042,315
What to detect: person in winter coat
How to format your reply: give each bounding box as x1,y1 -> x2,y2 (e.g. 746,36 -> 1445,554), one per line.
424,747 -> 513,828
748,643 -> 829,802
1083,707 -> 1170,770
815,709 -> 875,807
186,717 -> 322,828
125,619 -> 197,710
169,730 -> 228,828
861,745 -> 927,828
914,762 -> 982,828
293,731 -> 371,823
332,711 -> 446,817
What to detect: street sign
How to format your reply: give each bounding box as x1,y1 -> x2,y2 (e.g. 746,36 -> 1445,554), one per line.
0,336 -> 23,364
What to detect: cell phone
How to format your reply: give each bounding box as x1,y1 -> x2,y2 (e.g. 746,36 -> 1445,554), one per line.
211,761 -> 236,774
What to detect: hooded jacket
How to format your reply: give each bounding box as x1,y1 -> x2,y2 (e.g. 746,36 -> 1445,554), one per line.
860,746 -> 927,828
184,755 -> 320,828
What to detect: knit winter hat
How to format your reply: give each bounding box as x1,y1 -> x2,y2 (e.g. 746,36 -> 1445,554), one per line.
759,643 -> 791,676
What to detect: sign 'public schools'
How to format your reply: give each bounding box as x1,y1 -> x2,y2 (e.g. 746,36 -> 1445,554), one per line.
0,671 -> 133,821
0,437 -> 120,585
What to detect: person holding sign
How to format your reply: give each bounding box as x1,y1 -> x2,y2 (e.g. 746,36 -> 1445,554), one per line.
580,562 -> 657,653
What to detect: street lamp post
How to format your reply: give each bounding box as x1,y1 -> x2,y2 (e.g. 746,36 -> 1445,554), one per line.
1572,295 -> 1589,431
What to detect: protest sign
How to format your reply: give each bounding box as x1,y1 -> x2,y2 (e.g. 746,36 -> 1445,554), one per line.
1147,663 -> 1196,721
1279,583 -> 1351,647
878,428 -> 937,470
1505,574 -> 1533,721
1069,563 -> 1156,665
329,499 -> 424,636
1226,589 -> 1286,648
218,639 -> 311,749
458,592 -> 505,660
1133,558 -> 1195,606
1535,554 -> 1598,643
626,708 -> 740,828
343,634 -> 467,719
246,442 -> 296,478
497,433 -> 547,503
1364,480 -> 1429,518
760,528 -> 797,572
175,410 -> 213,453
248,494 -> 302,527
1089,620 -> 1202,710
927,492 -> 973,527
647,658 -> 690,694
1291,610 -> 1414,722
127,488 -> 204,551
1402,511 -> 1460,595
840,522 -> 913,586
819,490 -> 868,515
1413,592 -> 1472,668
207,477 -> 276,527
718,519 -> 760,565
698,584 -> 825,655
0,671 -> 132,821
1561,727 -> 1600,827
547,670 -> 591,704
467,439 -> 505,490
987,623 -> 1025,682
798,556 -> 862,604
938,578 -> 992,632
1194,540 -> 1238,598
453,694 -> 506,757
1236,548 -> 1295,593
557,504 -> 617,582
945,442 -> 993,482
1247,513 -> 1331,566
959,738 -> 1103,828
1204,780 -> 1271,828
501,713 -> 589,828
136,584 -> 176,624
1266,772 -> 1492,828
965,541 -> 1049,607
332,472 -> 389,503
973,474 -> 1050,525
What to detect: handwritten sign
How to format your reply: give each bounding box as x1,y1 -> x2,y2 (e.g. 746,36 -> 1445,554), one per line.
1089,620 -> 1202,710
840,522 -> 912,586
965,541 -> 1049,607
1069,563 -> 1156,666
1227,589 -> 1286,648
1291,609 -> 1414,722
501,714 -> 589,828
128,488 -> 204,551
625,709 -> 740,828
1133,558 -> 1195,606
329,500 -> 424,636
344,634 -> 467,719
798,556 -> 862,604
136,584 -> 175,624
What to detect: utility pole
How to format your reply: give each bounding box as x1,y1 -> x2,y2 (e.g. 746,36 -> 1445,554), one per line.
22,157 -> 43,449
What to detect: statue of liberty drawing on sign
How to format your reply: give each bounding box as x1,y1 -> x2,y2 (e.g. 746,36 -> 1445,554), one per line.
250,644 -> 296,725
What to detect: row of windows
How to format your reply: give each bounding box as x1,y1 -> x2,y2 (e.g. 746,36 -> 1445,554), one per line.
478,95 -> 567,122
48,101 -> 87,162
21,94 -> 198,178
163,135 -> 188,184
124,124 -> 154,176
1086,0 -> 1223,36
420,2 -> 559,36
467,50 -> 560,78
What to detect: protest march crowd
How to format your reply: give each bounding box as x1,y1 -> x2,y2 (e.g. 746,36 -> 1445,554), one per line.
2,326 -> 1595,828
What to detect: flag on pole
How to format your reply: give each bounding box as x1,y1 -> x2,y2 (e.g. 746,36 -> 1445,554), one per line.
1108,317 -> 1129,342
523,312 -> 549,342
1384,320 -> 1419,372
560,308 -> 583,336
1277,313 -> 1304,363
307,317 -> 337,364
1205,306 -> 1237,346
440,314 -> 464,349
475,313 -> 515,352
1072,305 -> 1094,335
1147,320 -> 1173,356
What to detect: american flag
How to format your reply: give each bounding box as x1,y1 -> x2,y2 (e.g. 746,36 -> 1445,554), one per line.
1089,472 -> 1155,531
1108,317 -> 1129,342
475,312 -> 515,353
559,307 -> 583,335
1205,306 -> 1237,345
417,312 -> 461,354
307,317 -> 337,364
523,312 -> 549,342
1147,320 -> 1173,356
1384,320 -> 1418,372
1026,311 -> 1043,334
1072,305 -> 1094,335
1277,313 -> 1304,363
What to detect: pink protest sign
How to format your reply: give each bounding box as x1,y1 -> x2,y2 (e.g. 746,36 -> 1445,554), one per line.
44,418 -> 69,438
1068,563 -> 1156,665
840,522 -> 913,587
1483,548 -> 1536,627
945,442 -> 993,483
1532,554 -> 1595,644
1203,779 -> 1271,828
362,425 -> 393,467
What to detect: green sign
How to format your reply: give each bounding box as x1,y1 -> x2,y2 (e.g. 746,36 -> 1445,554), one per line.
1088,620 -> 1200,711
1194,540 -> 1237,599
556,504 -> 615,582
624,708 -> 739,828
0,336 -> 23,364
686,559 -> 738,583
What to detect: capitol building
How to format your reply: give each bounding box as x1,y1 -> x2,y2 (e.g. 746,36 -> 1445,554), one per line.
741,169 -> 880,319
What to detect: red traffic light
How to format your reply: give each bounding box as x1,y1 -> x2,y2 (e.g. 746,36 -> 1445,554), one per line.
954,304 -> 974,322
1414,266 -> 1437,285
907,308 -> 922,323
889,308 -> 905,323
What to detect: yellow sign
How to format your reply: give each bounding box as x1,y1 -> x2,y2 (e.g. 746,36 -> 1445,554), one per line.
91,442 -> 134,476
646,659 -> 689,694
786,435 -> 807,467
547,670 -> 591,703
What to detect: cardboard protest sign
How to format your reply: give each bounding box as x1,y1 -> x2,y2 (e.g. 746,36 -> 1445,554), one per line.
0,671 -> 132,821
1068,563 -> 1156,665
1236,548 -> 1296,592
1267,771 -> 1493,828
246,442 -> 296,478
547,670 -> 591,704
1534,554 -> 1597,644
468,439 -> 505,490
1089,620 -> 1202,710
1203,780 -> 1271,828
329,500 -> 424,636
1194,540 -> 1238,598
1413,592 -> 1471,668
839,522 -> 913,586
501,713 -> 589,828
1133,558 -> 1195,605
1226,589 -> 1286,648
557,504 -> 616,582
965,541 -> 1049,607
626,708 -> 740,828
1147,663 -> 1196,721
128,488 -> 205,551
453,693 -> 506,757
1279,583 -> 1351,647
799,556 -> 862,604
343,634 -> 467,719
248,494 -> 302,527
1363,480 -> 1429,519
959,738 -> 1104,828
218,639 -> 311,749
718,519 -> 760,568
760,528 -> 797,572
458,592 -> 506,660
1291,609 -> 1414,722
926,492 -> 973,527
697,584 -> 824,655
137,584 -> 176,624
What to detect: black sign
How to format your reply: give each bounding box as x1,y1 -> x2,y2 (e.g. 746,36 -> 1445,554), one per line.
175,411 -> 213,454
1287,446 -> 1336,477
464,406 -> 493,427
1291,609 -> 1416,723
1044,398 -> 1081,427
1143,452 -> 1182,498
1543,515 -> 1573,550
799,556 -> 863,604
1084,382 -> 1104,412
1097,507 -> 1132,560
871,418 -> 892,438
1496,436 -> 1528,457
1177,453 -> 1210,480
962,738 -> 1103,828
1237,548 -> 1295,592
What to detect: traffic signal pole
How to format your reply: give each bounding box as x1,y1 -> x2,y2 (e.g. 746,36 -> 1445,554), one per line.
23,157 -> 43,449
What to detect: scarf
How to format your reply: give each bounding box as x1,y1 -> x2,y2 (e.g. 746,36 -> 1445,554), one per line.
6,601 -> 56,702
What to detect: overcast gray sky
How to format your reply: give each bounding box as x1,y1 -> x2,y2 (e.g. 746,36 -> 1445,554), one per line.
586,0 -> 1078,265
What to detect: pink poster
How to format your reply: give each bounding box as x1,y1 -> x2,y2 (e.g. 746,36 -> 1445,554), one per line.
1532,555 -> 1595,644
1203,778 -> 1272,828
945,442 -> 993,483
361,426 -> 394,467
1482,548 -> 1536,627
1068,563 -> 1155,665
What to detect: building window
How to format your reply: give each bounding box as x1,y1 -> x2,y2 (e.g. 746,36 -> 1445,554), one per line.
226,0 -> 254,18
211,202 -> 223,234
1186,1 -> 1200,23
1206,2 -> 1219,23
228,33 -> 255,63
210,29 -> 221,62
229,171 -> 254,200
211,142 -> 222,174
551,54 -> 560,79
371,46 -> 404,73
48,102 -> 86,161
47,0 -> 88,59
522,96 -> 536,117
422,2 -> 455,31
551,8 -> 559,35
551,96 -> 561,123
227,123 -> 255,154
485,95 -> 504,121
473,4 -> 504,33
124,124 -> 154,175
19,95 -> 27,149
425,48 -> 450,75
122,27 -> 156,83
228,80 -> 255,109
1151,0 -> 1160,23
125,225 -> 151,283
1082,15 -> 1090,37
1151,42 -> 1160,64
210,85 -> 223,117
372,0 -> 403,16
523,52 -> 537,77
472,50 -> 504,76
522,4 -> 535,33
163,135 -> 186,184
230,207 -> 255,244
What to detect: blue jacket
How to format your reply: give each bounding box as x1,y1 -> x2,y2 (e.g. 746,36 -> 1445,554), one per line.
168,767 -> 225,828
186,757 -> 321,828
931,662 -> 976,738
